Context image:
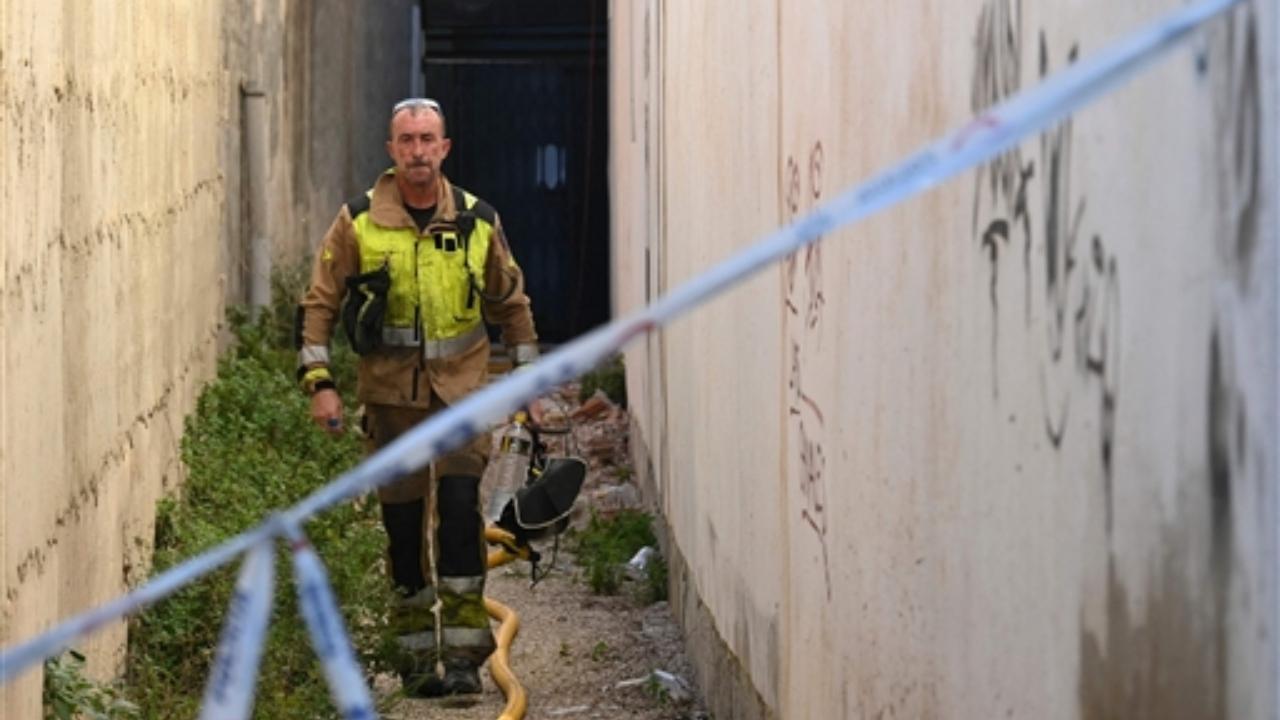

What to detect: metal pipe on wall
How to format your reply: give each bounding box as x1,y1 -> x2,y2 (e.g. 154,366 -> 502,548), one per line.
411,3 -> 425,97
242,81 -> 272,311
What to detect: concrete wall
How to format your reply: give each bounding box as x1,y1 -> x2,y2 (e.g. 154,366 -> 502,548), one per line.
610,1 -> 1279,717
2,4 -> 231,716
1,1 -> 416,716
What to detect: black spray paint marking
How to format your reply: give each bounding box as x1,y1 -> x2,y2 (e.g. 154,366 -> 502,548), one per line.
1211,6 -> 1261,286
971,0 -> 1036,395
970,5 -> 1123,534
783,140 -> 833,599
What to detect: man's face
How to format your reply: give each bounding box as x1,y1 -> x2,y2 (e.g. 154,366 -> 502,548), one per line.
386,108 -> 451,188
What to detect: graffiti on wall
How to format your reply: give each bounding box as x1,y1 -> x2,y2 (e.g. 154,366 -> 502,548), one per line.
1210,5 -> 1262,286
1205,3 -> 1262,570
971,3 -> 1123,531
783,140 -> 832,599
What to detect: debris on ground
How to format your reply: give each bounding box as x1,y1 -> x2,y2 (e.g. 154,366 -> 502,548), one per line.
386,378 -> 709,720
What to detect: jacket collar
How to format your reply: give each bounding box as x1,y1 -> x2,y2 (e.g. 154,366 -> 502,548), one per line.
368,169 -> 459,229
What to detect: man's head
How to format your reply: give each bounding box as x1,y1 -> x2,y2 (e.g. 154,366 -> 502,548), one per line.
387,98 -> 451,194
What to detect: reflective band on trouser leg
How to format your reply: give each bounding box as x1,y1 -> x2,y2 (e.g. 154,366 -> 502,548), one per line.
380,324 -> 487,359
434,578 -> 494,665
397,627 -> 494,654
434,476 -> 494,664
390,588 -> 439,681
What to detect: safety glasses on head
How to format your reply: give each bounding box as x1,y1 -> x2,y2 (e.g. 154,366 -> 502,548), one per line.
392,97 -> 445,121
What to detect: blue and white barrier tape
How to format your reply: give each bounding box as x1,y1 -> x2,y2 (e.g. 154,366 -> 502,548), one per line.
286,523 -> 379,720
0,520 -> 280,683
0,0 -> 1244,687
198,539 -> 276,720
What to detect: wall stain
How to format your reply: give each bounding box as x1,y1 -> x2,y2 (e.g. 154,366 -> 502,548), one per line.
1079,551 -> 1227,720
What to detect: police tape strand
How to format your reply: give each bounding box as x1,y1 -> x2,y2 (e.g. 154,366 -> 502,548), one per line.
198,539 -> 276,720
0,0 -> 1244,687
285,521 -> 379,720
0,520 -> 279,683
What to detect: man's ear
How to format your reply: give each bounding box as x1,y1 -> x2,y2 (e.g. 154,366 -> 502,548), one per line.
386,139 -> 395,160
441,138 -> 452,159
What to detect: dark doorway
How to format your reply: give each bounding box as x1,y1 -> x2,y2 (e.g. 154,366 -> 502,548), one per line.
419,0 -> 609,344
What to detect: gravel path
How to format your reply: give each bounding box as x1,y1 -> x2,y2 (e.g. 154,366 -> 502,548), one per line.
383,552 -> 706,720
381,380 -> 710,720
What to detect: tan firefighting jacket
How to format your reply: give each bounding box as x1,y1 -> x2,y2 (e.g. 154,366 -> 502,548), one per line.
298,170 -> 538,408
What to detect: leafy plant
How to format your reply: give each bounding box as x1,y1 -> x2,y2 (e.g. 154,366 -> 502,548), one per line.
44,650 -> 139,720
573,510 -> 655,596
125,265 -> 399,718
645,673 -> 673,706
590,641 -> 611,662
578,355 -> 627,407
644,553 -> 669,604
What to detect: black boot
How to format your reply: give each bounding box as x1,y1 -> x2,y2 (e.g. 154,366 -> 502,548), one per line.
405,659 -> 483,698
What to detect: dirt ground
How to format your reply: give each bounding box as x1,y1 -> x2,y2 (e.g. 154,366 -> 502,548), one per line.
382,381 -> 710,720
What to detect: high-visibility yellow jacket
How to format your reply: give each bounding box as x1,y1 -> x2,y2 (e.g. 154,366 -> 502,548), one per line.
298,170 -> 539,408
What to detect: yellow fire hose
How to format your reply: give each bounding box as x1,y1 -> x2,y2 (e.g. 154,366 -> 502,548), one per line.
484,597 -> 525,720
484,526 -> 533,720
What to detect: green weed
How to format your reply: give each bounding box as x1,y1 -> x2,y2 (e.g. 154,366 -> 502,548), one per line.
124,266 -> 398,719
44,650 -> 139,720
578,355 -> 627,407
644,553 -> 669,604
590,641 -> 611,662
573,510 -> 655,596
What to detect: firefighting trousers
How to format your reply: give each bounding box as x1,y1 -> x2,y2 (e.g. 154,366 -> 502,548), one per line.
366,402 -> 495,666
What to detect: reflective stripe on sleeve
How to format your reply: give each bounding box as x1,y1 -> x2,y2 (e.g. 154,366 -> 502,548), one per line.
299,345 -> 330,366
510,343 -> 539,366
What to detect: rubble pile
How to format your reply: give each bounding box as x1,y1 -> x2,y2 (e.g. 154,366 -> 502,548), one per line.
481,380 -> 644,528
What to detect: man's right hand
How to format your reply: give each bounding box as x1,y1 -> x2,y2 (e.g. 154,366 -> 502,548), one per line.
311,388 -> 345,435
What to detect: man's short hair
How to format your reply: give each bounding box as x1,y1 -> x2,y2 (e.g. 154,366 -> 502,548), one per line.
389,98 -> 447,137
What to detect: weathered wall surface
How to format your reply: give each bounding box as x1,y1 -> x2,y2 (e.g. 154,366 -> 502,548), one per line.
1,1 -> 417,716
2,4 -> 231,716
611,1 -> 1278,717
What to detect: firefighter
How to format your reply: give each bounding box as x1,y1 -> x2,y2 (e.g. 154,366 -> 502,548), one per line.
295,97 -> 539,697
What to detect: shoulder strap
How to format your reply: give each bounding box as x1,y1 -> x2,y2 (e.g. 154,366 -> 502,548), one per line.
450,185 -> 476,243
344,190 -> 372,219
451,185 -> 497,228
